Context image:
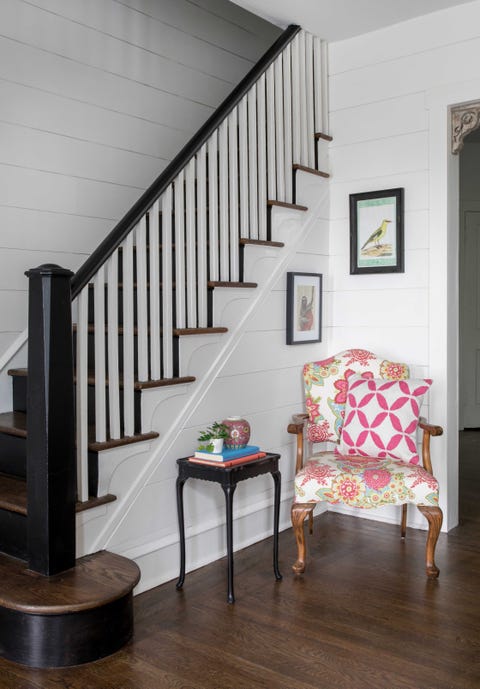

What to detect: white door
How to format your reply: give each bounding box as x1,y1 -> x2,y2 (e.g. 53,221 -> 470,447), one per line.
460,210 -> 480,428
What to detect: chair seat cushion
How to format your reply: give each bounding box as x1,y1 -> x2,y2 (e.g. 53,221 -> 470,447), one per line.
294,452 -> 439,508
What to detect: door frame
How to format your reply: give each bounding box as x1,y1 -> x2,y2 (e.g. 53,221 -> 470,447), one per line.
427,85 -> 480,530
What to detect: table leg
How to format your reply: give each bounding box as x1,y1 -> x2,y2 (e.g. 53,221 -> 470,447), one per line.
175,476 -> 187,590
222,483 -> 237,604
272,469 -> 282,581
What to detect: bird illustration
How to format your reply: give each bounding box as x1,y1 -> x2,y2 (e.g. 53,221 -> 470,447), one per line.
361,219 -> 391,251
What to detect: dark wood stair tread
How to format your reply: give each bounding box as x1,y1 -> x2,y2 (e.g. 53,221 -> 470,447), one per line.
240,238 -> 284,248
267,200 -> 308,211
9,368 -> 195,391
315,132 -> 333,141
0,411 -> 159,452
293,164 -> 330,178
0,474 -> 116,516
0,412 -> 27,438
0,549 -> 139,614
174,326 -> 227,336
208,281 -> 257,289
73,324 -> 228,337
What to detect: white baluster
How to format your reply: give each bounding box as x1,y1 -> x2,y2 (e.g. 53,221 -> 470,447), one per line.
228,109 -> 239,282
75,289 -> 89,502
299,32 -> 308,166
291,34 -> 301,166
185,158 -> 197,326
122,232 -> 135,436
94,266 -> 106,443
208,134 -> 219,281
219,119 -> 229,280
314,36 -> 323,135
305,32 -> 315,169
197,145 -> 208,327
149,199 -> 161,380
266,64 -> 276,201
238,96 -> 249,239
274,56 -> 285,201
247,88 -> 259,240
162,186 -> 174,378
107,251 -> 121,439
283,43 -> 293,203
256,74 -> 267,240
136,215 -> 149,381
174,170 -> 186,329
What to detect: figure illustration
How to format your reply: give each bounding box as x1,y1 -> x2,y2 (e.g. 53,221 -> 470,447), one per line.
299,287 -> 314,331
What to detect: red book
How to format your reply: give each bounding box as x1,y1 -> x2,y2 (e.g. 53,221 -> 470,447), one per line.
188,452 -> 266,468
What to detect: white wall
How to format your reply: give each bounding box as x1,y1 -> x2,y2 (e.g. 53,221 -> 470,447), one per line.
0,0 -> 280,357
324,0 -> 480,530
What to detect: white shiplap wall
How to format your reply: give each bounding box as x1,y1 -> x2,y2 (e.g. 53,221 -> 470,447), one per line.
326,0 -> 480,530
0,0 -> 280,357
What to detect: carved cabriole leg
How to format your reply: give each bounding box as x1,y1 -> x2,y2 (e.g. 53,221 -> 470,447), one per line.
417,505 -> 443,578
401,504 -> 407,539
291,502 -> 315,574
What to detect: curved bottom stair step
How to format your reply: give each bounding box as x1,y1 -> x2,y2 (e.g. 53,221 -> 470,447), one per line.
0,549 -> 140,668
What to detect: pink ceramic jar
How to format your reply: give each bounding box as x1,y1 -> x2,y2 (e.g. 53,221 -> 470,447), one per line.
222,417 -> 251,449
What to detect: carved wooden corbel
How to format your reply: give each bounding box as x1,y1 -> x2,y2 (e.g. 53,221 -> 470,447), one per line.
451,104 -> 480,154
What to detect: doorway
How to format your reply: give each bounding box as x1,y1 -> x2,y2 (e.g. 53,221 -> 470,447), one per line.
459,126 -> 480,429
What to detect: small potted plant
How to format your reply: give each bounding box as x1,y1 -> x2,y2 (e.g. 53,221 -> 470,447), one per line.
197,421 -> 230,453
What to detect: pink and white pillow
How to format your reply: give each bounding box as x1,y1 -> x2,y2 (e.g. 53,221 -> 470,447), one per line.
337,374 -> 432,464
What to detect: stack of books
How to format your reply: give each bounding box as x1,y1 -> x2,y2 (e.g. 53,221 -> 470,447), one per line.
188,445 -> 266,467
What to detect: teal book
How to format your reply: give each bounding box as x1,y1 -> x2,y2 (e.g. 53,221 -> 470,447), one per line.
193,445 -> 260,461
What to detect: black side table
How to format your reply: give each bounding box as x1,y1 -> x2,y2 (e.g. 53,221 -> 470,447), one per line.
175,453 -> 282,603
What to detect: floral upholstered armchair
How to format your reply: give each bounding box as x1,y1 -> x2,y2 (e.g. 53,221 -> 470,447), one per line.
288,349 -> 443,578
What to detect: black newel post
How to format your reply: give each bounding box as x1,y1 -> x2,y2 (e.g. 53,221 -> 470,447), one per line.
25,264 -> 76,575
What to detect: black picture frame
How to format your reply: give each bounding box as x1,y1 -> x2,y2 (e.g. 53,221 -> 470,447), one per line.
286,272 -> 322,345
349,188 -> 404,274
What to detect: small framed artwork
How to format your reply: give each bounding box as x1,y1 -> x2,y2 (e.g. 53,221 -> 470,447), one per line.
350,188 -> 404,274
286,272 -> 322,345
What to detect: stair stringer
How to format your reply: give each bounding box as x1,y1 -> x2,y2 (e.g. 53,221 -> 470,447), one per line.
76,173 -> 330,589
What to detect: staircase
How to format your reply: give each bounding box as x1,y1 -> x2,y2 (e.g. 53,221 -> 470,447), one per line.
0,25 -> 330,667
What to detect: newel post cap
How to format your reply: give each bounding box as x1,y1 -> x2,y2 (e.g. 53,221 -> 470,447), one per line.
25,264 -> 74,279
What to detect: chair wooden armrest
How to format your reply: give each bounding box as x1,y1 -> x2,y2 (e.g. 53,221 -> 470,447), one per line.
288,413 -> 309,473
419,418 -> 443,474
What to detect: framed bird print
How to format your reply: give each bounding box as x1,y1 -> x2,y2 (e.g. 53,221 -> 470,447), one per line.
286,272 -> 322,344
349,188 -> 404,274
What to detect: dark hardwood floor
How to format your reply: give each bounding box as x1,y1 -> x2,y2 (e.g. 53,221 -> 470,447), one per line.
1,432 -> 479,688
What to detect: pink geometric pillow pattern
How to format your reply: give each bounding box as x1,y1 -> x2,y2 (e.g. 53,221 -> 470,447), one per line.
303,349 -> 409,444
337,374 -> 432,465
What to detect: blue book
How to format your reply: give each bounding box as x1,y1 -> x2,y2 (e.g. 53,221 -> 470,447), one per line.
194,445 -> 260,461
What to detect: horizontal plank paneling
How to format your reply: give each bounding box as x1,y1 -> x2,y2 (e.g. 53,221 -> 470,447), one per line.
0,81 -> 188,160
2,0 -> 232,108
331,131 -> 428,183
29,0 -> 272,82
329,92 -> 427,147
0,207 -> 113,253
0,292 -> 28,333
112,0 -> 279,59
333,288 -> 428,328
330,36 -> 480,111
0,37 -> 213,132
329,1 -> 480,75
0,164 -> 141,218
330,326 -> 429,367
0,122 -> 165,188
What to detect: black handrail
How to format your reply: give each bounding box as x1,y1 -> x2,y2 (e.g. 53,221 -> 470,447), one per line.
71,24 -> 301,299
